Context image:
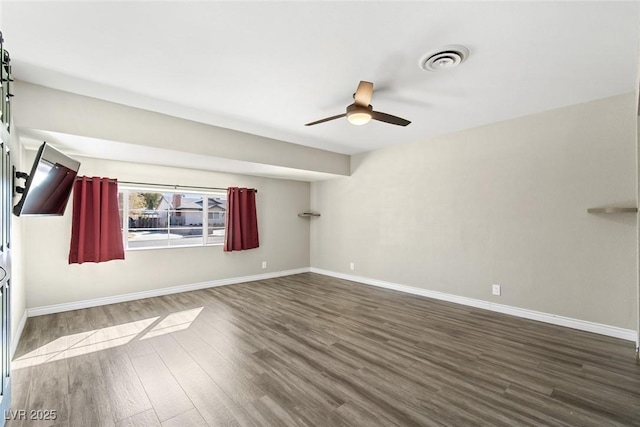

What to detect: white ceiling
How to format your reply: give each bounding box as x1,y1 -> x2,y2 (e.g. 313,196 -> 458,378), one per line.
2,1 -> 639,159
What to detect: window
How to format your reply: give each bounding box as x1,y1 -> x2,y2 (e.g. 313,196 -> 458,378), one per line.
118,188 -> 227,250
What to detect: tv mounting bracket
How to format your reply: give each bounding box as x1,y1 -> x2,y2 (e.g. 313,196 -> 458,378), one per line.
14,169 -> 28,194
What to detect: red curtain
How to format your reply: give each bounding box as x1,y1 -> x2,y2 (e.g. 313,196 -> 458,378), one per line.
69,176 -> 125,264
224,187 -> 259,252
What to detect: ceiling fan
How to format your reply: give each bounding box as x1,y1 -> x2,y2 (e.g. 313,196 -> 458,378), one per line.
305,81 -> 411,127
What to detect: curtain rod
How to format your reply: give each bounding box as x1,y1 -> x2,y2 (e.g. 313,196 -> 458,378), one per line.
75,177 -> 257,193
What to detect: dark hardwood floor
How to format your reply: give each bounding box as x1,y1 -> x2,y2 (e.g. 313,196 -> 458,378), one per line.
7,273 -> 640,426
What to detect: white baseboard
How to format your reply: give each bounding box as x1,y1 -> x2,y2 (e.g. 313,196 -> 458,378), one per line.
11,310 -> 27,359
27,267 -> 311,317
310,268 -> 637,344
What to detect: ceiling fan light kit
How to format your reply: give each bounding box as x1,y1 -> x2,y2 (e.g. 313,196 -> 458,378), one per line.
346,104 -> 372,126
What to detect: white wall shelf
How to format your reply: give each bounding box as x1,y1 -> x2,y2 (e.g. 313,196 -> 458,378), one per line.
587,207 -> 638,213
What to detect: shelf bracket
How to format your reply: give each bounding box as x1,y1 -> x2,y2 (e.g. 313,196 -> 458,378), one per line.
298,211 -> 321,218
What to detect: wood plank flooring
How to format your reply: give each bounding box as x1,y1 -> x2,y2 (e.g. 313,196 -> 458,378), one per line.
7,273 -> 640,426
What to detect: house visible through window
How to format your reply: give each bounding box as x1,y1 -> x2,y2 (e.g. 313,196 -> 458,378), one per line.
118,188 -> 227,250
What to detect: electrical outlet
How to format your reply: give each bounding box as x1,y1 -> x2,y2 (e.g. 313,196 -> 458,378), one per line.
349,262 -> 355,271
262,261 -> 267,269
492,284 -> 501,296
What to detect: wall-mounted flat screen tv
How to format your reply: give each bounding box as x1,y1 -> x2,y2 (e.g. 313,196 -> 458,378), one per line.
13,142 -> 81,216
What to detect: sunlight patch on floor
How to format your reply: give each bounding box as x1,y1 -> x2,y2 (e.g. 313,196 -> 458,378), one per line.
13,307 -> 204,369
140,307 -> 204,339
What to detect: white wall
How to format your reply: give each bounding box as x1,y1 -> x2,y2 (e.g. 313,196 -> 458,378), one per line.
8,127 -> 26,346
311,92 -> 638,330
636,115 -> 640,345
22,155 -> 311,309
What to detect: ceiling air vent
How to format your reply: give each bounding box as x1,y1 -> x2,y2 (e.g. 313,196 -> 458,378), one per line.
420,45 -> 469,72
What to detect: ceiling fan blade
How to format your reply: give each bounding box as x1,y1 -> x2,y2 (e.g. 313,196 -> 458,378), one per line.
371,111 -> 411,126
305,113 -> 347,126
354,81 -> 373,107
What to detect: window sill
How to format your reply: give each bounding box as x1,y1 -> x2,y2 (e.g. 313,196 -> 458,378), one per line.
125,243 -> 224,252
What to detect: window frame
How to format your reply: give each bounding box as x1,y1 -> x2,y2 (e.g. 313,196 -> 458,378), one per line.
119,185 -> 226,251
